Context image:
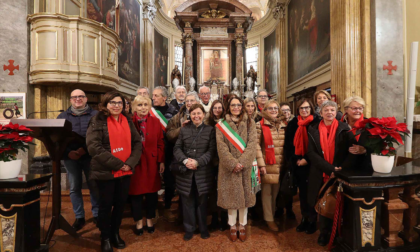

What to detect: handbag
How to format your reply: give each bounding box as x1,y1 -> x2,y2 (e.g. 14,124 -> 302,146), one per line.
169,126 -> 203,174
280,162 -> 297,196
315,175 -> 337,220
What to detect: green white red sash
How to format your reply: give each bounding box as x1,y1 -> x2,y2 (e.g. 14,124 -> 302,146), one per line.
216,120 -> 261,194
150,107 -> 168,132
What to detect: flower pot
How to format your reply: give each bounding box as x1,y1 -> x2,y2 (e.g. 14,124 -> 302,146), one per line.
0,159 -> 22,179
371,154 -> 395,173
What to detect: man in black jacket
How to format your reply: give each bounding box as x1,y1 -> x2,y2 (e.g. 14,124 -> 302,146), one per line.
57,89 -> 99,231
152,86 -> 179,222
169,86 -> 186,110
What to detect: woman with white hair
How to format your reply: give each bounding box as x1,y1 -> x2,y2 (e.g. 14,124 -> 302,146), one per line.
313,90 -> 343,120
306,101 -> 353,246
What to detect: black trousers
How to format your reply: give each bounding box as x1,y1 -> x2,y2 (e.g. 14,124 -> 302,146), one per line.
319,215 -> 333,235
96,176 -> 131,239
295,166 -> 317,222
180,177 -> 208,233
131,192 -> 158,221
164,157 -> 176,209
277,166 -> 293,211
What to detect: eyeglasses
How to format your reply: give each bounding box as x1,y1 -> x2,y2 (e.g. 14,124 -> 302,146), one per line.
299,106 -> 311,111
282,109 -> 291,113
70,95 -> 86,100
200,92 -> 211,96
347,106 -> 364,112
258,95 -> 268,98
108,101 -> 123,107
267,107 -> 279,111
230,104 -> 242,108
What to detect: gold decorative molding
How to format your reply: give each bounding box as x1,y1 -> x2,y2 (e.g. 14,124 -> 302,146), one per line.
185,22 -> 191,28
106,44 -> 116,69
201,8 -> 226,19
343,193 -> 384,205
237,23 -> 243,28
360,207 -> 376,247
235,33 -> 244,45
0,199 -> 40,212
0,213 -> 17,252
0,183 -> 48,193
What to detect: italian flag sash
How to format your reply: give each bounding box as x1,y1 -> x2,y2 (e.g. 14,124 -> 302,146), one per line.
150,107 -> 168,132
216,120 -> 261,194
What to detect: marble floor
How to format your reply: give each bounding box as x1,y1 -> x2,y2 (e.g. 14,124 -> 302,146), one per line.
39,192 -> 328,252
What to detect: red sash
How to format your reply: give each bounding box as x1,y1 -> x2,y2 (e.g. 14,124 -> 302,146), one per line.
319,119 -> 338,183
261,118 -> 276,165
107,114 -> 133,178
294,115 -> 314,156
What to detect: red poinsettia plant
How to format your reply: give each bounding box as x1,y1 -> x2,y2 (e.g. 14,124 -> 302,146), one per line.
350,117 -> 410,156
0,122 -> 34,162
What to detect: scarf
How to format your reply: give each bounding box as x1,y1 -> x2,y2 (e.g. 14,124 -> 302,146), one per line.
134,112 -> 148,147
261,118 -> 276,165
71,105 -> 89,116
341,113 -> 364,129
107,114 -> 133,178
319,119 -> 339,183
258,104 -> 264,111
294,115 -> 314,156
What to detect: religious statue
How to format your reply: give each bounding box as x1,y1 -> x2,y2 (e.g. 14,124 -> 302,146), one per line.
244,77 -> 255,99
247,65 -> 257,84
209,50 -> 223,81
230,78 -> 241,97
189,77 -> 196,92
171,65 -> 182,84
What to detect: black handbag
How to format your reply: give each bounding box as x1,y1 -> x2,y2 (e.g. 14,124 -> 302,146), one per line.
280,162 -> 297,196
169,126 -> 203,174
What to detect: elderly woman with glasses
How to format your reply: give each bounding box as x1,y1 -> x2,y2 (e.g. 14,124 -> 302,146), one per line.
216,96 -> 257,242
86,91 -> 142,252
313,90 -> 343,120
255,100 -> 287,232
306,101 -> 353,246
341,96 -> 373,172
280,102 -> 294,125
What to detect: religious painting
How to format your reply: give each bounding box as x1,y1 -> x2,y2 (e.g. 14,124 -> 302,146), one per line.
86,0 -> 116,30
154,30 -> 169,87
201,48 -> 229,85
0,93 -> 26,125
264,31 -> 279,93
118,0 -> 140,85
288,0 -> 331,84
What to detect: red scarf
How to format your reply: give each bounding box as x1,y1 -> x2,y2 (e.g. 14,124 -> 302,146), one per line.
107,114 -> 133,178
319,119 -> 339,183
341,113 -> 364,128
258,104 -> 264,111
294,115 -> 314,156
261,118 -> 276,165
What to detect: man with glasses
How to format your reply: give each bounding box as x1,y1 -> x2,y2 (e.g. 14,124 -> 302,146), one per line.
198,86 -> 213,113
256,89 -> 269,112
170,86 -> 187,110
280,102 -> 294,125
57,89 -> 99,231
152,86 -> 179,222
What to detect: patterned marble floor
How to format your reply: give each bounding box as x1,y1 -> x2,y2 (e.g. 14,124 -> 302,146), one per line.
39,195 -> 328,252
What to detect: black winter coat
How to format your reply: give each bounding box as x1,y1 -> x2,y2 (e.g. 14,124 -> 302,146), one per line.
169,99 -> 184,111
57,106 -> 98,159
86,112 -> 143,181
284,115 -> 321,168
173,123 -> 216,197
306,120 -> 355,207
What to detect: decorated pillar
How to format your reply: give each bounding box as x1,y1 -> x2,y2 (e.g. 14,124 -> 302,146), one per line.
235,25 -> 244,94
182,29 -> 193,90
273,2 -> 286,102
141,1 -> 156,89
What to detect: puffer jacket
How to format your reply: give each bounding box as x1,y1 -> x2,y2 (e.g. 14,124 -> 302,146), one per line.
216,114 -> 257,209
256,111 -> 287,184
86,111 -> 143,181
173,123 -> 216,197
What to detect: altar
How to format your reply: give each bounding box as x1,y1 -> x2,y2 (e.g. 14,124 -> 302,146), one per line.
333,159 -> 420,252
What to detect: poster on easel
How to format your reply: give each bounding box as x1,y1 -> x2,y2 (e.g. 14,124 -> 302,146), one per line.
0,93 -> 26,125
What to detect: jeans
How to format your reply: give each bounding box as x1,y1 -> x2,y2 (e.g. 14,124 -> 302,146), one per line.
64,158 -> 99,218
96,176 -> 131,239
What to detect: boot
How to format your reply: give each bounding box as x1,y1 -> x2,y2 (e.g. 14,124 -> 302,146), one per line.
317,232 -> 330,246
110,233 -> 125,249
100,239 -> 113,252
183,232 -> 193,241
72,218 -> 85,231
286,209 -> 296,220
296,218 -> 309,232
266,221 -> 279,232
305,221 -> 317,234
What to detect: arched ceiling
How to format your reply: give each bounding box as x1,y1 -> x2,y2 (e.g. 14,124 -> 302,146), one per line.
162,0 -> 270,21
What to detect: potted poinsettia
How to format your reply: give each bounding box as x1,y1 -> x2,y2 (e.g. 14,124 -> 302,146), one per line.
350,117 -> 410,173
0,122 -> 34,179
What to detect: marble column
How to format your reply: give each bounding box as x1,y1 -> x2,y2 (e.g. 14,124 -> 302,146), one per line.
235,32 -> 244,95
275,3 -> 287,102
183,32 -> 193,91
141,1 -> 156,90
401,185 -> 420,242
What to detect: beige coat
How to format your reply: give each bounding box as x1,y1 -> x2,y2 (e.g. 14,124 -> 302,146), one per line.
166,111 -> 188,144
256,111 -> 286,184
216,114 -> 257,209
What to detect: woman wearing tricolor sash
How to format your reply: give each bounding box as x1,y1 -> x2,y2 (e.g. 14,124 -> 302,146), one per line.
255,100 -> 287,232
215,96 -> 257,242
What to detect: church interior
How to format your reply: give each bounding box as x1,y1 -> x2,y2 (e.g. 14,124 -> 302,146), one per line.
1,0 -> 420,251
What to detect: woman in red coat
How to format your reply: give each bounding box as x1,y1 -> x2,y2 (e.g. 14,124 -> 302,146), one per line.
129,95 -> 165,236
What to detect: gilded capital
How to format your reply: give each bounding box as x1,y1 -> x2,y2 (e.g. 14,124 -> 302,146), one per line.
185,22 -> 191,28
237,23 -> 243,28
182,33 -> 194,44
272,2 -> 286,20
235,33 -> 244,45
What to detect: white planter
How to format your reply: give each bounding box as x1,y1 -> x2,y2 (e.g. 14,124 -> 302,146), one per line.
371,154 -> 395,173
0,159 -> 22,179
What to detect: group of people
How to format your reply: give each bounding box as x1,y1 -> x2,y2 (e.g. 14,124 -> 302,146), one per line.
59,87 -> 372,252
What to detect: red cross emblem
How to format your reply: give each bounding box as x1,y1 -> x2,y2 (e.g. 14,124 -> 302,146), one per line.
3,60 -> 19,76
383,61 -> 397,75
